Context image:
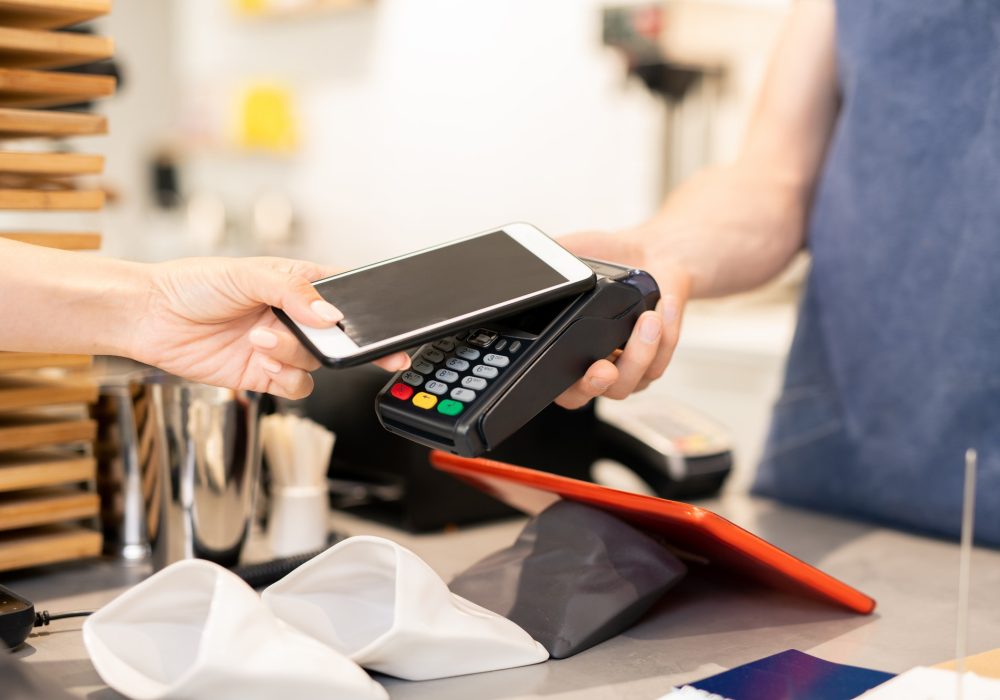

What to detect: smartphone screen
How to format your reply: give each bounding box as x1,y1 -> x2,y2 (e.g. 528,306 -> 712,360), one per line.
315,231 -> 569,347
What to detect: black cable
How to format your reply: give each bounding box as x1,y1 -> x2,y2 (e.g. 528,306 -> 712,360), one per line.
34,610 -> 93,627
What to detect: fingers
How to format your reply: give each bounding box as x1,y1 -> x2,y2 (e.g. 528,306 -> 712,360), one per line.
233,259 -> 343,329
372,352 -> 411,372
249,326 -> 321,372
554,359 -> 619,410
253,352 -> 316,400
603,309 -> 664,400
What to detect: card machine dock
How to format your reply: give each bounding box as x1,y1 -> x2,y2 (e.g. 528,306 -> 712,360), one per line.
376,259 -> 660,457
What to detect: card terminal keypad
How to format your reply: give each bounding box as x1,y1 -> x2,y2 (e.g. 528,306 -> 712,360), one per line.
387,329 -> 528,418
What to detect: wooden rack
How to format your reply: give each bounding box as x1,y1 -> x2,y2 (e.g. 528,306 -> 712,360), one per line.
0,0 -> 112,572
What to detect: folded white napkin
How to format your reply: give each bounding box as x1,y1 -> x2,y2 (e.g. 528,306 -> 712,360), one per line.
262,535 -> 550,680
83,559 -> 387,700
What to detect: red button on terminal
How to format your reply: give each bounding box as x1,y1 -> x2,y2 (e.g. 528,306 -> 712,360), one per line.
390,382 -> 414,400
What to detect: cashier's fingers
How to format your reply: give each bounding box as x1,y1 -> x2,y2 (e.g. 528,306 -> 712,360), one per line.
254,353 -> 315,399
602,310 -> 664,400
248,326 -> 321,372
554,358 -> 620,410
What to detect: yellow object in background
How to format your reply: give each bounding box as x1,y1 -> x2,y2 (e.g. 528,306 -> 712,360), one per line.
235,82 -> 299,153
232,0 -> 268,15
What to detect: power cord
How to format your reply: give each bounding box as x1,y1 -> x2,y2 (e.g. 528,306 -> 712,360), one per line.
33,610 -> 93,627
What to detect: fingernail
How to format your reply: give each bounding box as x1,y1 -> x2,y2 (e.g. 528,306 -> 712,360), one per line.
249,327 -> 278,349
590,377 -> 613,392
639,314 -> 661,344
262,357 -> 282,373
311,299 -> 343,323
660,295 -> 678,324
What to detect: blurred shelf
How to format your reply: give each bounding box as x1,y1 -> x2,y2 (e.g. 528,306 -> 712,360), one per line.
0,375 -> 97,411
0,106 -> 105,138
0,449 -> 95,492
0,187 -> 104,209
0,413 -> 96,451
0,231 -> 100,249
0,486 -> 98,530
0,26 -> 112,68
0,67 -> 114,108
0,150 -> 102,175
0,523 -> 101,571
0,0 -> 110,30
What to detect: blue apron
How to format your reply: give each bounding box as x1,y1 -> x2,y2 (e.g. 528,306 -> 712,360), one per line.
752,0 -> 1000,544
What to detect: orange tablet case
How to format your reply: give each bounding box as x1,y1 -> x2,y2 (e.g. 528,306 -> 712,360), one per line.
430,451 -> 876,615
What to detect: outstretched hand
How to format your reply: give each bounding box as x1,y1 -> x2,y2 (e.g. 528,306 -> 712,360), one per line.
131,257 -> 410,399
554,231 -> 691,409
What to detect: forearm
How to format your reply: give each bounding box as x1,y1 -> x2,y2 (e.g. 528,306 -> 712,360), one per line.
627,0 -> 837,299
0,239 -> 151,357
630,160 -> 811,298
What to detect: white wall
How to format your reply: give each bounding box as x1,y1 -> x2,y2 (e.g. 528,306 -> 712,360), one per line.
172,0 -> 667,267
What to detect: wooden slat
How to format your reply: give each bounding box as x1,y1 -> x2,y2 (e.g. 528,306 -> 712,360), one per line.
0,375 -> 97,411
0,107 -> 105,139
0,486 -> 97,530
0,151 -> 103,175
0,351 -> 92,370
0,413 -> 95,451
0,523 -> 101,571
0,0 -> 110,30
0,68 -> 115,108
0,232 -> 99,250
0,188 -> 103,209
0,27 -> 113,69
0,449 -> 95,491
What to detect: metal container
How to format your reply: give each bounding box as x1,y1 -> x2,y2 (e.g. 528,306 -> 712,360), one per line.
144,377 -> 261,570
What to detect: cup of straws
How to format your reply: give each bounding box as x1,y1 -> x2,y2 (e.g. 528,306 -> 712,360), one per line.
260,414 -> 336,557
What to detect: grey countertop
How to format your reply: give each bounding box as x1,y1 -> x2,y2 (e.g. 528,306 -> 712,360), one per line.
9,494 -> 1000,699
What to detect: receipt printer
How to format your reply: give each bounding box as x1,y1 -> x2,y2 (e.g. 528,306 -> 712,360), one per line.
376,259 -> 660,457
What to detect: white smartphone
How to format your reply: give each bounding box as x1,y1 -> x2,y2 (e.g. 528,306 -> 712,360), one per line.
276,222 -> 597,368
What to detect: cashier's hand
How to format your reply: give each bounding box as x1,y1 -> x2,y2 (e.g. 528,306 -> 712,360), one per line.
554,231 -> 691,409
132,257 -> 410,400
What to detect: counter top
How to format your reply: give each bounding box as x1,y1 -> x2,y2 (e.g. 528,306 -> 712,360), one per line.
9,494 -> 1000,699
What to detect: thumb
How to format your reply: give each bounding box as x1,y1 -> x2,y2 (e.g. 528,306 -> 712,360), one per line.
234,259 -> 344,328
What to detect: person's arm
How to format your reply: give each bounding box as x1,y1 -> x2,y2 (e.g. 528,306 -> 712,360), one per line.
0,238 -> 410,399
556,0 -> 839,408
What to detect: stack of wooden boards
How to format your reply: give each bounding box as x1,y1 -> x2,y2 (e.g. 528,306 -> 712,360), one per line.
0,0 -> 113,572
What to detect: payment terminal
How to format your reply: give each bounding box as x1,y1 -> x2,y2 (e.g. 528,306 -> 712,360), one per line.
376,259 -> 660,456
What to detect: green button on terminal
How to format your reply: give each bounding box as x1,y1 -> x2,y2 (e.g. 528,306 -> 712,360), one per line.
437,399 -> 464,416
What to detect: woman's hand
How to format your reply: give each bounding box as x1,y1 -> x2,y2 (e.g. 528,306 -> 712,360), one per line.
130,257 -> 410,400
554,231 -> 691,409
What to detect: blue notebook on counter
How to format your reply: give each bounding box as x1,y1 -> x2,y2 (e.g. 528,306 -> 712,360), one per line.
688,649 -> 894,700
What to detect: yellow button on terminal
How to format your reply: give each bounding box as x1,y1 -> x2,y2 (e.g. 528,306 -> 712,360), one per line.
412,392 -> 438,410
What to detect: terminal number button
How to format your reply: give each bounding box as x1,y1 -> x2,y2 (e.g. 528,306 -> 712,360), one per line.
412,359 -> 434,375
421,348 -> 445,363
471,365 -> 498,379
424,380 -> 448,395
461,376 -> 487,390
446,358 -> 470,372
455,346 -> 481,361
483,353 -> 509,368
435,369 -> 459,383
